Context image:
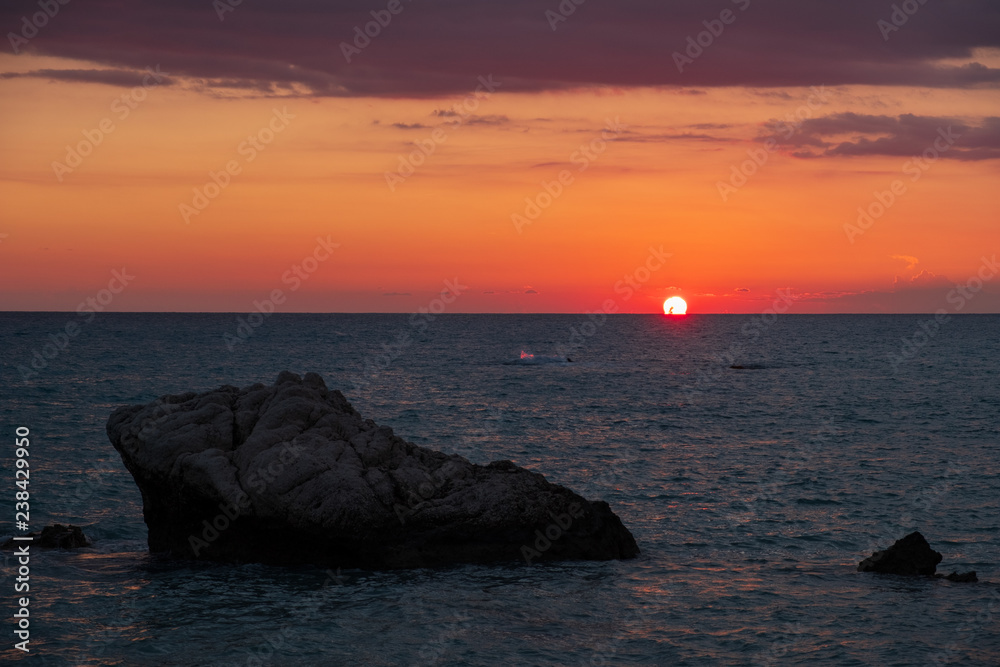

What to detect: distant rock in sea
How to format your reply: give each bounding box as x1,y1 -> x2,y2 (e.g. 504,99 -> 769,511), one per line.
106,371 -> 640,569
858,531 -> 977,582
2,524 -> 91,549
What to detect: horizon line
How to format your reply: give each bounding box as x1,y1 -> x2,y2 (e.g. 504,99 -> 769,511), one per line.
2,311 -> 999,316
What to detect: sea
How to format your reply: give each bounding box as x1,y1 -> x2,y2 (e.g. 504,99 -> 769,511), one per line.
1,313 -> 998,666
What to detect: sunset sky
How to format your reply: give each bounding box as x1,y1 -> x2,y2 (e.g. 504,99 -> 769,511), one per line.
1,0 -> 998,313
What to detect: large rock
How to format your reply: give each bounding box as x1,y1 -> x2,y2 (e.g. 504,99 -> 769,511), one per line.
858,532 -> 942,576
107,371 -> 640,569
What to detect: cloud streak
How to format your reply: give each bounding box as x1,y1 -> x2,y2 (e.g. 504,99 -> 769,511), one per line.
768,113 -> 1000,160
0,67 -> 174,87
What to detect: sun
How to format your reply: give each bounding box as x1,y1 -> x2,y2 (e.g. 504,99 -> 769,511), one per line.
663,296 -> 688,315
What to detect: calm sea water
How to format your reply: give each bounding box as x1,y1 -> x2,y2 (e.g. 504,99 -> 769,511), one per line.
1,313 -> 998,666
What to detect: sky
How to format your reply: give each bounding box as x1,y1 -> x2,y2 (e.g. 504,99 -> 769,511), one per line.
1,0 -> 998,313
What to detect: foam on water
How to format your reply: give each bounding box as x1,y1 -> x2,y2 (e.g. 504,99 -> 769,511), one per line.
504,350 -> 573,365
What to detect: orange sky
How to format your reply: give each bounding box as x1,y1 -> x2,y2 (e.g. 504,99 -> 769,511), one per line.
1,49 -> 998,313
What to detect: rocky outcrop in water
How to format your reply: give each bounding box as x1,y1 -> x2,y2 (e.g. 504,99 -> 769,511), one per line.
857,532 -> 976,582
858,531 -> 942,576
106,371 -> 639,569
2,524 -> 91,549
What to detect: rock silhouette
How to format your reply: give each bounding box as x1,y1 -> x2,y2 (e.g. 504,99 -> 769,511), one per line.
858,531 -> 976,581
107,371 -> 640,569
2,524 -> 91,549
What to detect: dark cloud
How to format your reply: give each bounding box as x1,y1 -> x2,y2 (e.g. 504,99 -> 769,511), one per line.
390,122 -> 429,130
197,77 -> 283,94
464,114 -> 509,126
617,131 -> 732,143
771,113 -> 1000,160
893,270 -> 951,289
797,264 -> 1000,312
0,67 -> 173,87
735,287 -> 750,292
1,0 -> 997,97
429,110 -> 508,126
802,285 -> 1000,313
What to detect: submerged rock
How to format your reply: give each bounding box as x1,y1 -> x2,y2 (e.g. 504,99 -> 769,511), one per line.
2,524 -> 91,549
858,531 -> 976,582
106,371 -> 639,569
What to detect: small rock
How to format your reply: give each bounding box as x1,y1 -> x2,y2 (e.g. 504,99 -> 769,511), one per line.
858,532 -> 979,582
2,524 -> 91,549
857,531 -> 942,576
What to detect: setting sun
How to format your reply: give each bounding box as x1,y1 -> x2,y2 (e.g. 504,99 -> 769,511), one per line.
663,297 -> 688,315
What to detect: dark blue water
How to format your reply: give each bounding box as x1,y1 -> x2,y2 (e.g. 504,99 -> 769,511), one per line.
1,313 -> 998,665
